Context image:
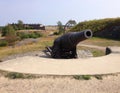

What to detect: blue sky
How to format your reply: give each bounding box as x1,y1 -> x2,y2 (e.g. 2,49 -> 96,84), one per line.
0,0 -> 120,26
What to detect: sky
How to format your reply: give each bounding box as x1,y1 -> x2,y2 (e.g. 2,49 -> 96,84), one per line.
0,0 -> 120,26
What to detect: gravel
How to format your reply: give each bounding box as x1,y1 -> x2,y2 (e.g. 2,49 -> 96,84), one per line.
0,74 -> 120,93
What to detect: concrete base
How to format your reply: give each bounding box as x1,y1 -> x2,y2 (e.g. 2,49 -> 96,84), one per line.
0,47 -> 120,75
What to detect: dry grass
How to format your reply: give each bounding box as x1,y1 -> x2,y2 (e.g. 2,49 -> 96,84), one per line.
0,36 -> 119,59
0,37 -> 55,59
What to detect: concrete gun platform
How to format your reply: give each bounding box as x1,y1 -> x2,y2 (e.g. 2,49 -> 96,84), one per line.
0,47 -> 120,75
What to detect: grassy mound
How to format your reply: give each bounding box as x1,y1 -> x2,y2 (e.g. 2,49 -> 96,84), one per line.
69,17 -> 120,40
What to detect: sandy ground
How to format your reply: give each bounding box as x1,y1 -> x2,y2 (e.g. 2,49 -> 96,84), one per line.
0,74 -> 120,93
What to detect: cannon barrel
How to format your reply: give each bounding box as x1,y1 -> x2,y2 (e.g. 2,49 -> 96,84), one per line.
68,29 -> 93,45
57,29 -> 93,48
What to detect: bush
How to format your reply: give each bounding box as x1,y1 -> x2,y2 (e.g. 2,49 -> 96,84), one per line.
34,32 -> 43,37
29,33 -> 38,38
18,33 -> 29,39
0,41 -> 8,47
5,35 -> 19,46
18,32 -> 43,39
2,25 -> 16,36
53,32 -> 60,35
29,33 -> 42,38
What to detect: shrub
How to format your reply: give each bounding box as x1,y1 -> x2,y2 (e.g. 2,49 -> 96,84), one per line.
34,32 -> 43,37
28,33 -> 36,38
5,35 -> 19,46
53,32 -> 59,35
2,25 -> 16,36
29,32 -> 42,38
18,33 -> 29,39
1,25 -> 18,46
0,41 -> 8,47
18,32 -> 43,39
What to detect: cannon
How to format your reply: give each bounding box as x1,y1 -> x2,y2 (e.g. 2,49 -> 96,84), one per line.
44,29 -> 93,59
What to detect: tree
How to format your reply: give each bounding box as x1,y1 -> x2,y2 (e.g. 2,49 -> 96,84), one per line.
0,26 -> 3,31
57,21 -> 64,34
12,23 -> 19,30
2,24 -> 18,46
17,20 -> 24,30
2,24 -> 16,36
64,20 -> 77,31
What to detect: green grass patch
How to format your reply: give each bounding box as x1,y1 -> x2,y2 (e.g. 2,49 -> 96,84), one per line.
73,75 -> 104,80
0,40 -> 8,47
82,37 -> 120,47
91,49 -> 105,57
77,46 -> 105,57
5,72 -> 24,79
18,32 -> 43,39
73,75 -> 91,80
5,72 -> 36,79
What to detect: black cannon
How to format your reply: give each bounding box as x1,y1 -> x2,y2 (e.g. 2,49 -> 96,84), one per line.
44,29 -> 93,59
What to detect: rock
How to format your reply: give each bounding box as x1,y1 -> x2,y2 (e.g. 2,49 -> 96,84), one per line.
77,50 -> 93,58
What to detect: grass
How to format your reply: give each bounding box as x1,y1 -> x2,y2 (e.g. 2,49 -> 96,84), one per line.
0,36 -> 119,59
0,70 -> 42,79
90,48 -> 105,57
2,71 -> 103,80
77,46 -> 105,57
73,75 -> 104,80
5,72 -> 24,79
73,75 -> 91,80
5,72 -> 37,79
0,69 -> 113,80
82,37 -> 120,47
0,37 -> 54,59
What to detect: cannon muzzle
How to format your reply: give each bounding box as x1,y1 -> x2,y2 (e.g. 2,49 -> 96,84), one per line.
84,29 -> 93,38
